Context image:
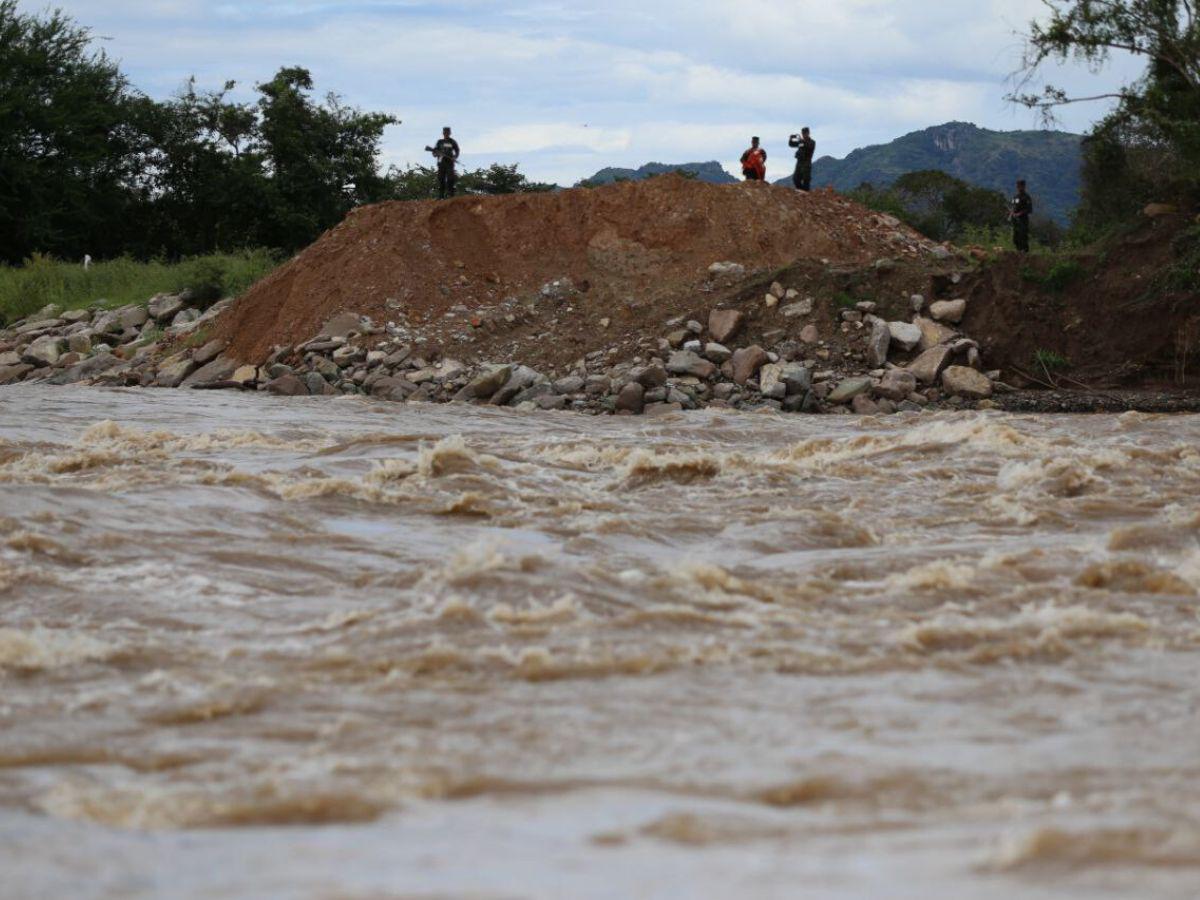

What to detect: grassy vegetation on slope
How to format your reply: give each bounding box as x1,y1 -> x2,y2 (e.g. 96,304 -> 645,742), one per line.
0,250 -> 279,325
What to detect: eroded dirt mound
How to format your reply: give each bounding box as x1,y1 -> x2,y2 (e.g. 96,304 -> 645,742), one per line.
218,175 -> 940,363
961,209 -> 1200,388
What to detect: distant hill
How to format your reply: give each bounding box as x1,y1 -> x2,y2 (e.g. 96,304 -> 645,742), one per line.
580,161 -> 736,186
580,123 -> 1084,224
792,122 -> 1084,224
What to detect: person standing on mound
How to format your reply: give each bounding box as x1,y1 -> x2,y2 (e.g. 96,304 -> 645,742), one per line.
427,127 -> 461,199
789,127 -> 816,191
740,137 -> 767,182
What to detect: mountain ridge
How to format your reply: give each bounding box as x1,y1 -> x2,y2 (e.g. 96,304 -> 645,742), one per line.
580,122 -> 1084,224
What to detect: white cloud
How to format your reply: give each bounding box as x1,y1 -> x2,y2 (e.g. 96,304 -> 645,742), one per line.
41,0 -> 1146,185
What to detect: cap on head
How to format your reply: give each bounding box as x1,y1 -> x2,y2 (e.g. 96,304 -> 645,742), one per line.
1017,179 -> 1026,188
752,136 -> 760,143
802,127 -> 810,135
443,126 -> 452,134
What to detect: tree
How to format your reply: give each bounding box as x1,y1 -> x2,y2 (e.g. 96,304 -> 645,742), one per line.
255,67 -> 398,250
850,171 -> 1009,242
0,1 -> 151,263
387,162 -> 555,200
1012,1 -> 1200,225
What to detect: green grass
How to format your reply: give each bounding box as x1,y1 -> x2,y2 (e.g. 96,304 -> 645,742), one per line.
0,250 -> 279,326
832,291 -> 859,309
1022,258 -> 1085,293
1034,348 -> 1069,372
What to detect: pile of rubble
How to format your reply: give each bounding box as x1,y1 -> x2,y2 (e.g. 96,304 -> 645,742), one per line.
0,293 -> 234,388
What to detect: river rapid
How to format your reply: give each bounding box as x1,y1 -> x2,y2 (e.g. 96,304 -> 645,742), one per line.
1,385 -> 1198,899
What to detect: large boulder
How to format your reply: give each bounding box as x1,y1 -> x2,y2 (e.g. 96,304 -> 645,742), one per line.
887,321 -> 922,352
369,376 -> 417,402
873,368 -> 917,401
491,365 -> 542,406
21,336 -> 64,368
148,293 -> 185,323
155,354 -> 197,388
782,364 -> 811,396
906,345 -> 954,384
615,381 -> 645,414
731,345 -> 770,385
458,365 -> 512,400
265,374 -> 309,396
929,299 -> 966,324
45,352 -> 122,385
866,319 -> 891,367
117,305 -> 149,331
182,355 -> 237,387
631,364 -> 668,388
317,312 -> 363,340
827,377 -> 873,405
192,338 -> 228,366
916,316 -> 957,351
15,318 -> 64,336
758,363 -> 786,399
666,350 -> 717,380
708,309 -> 744,344
0,363 -> 34,385
942,366 -> 993,400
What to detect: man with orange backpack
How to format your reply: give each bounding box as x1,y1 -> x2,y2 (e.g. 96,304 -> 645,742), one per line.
740,136 -> 767,181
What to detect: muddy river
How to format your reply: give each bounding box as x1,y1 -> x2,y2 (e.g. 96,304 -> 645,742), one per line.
1,385 -> 1198,898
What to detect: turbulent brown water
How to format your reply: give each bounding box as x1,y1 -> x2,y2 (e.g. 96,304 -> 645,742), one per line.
2,385 -> 1199,899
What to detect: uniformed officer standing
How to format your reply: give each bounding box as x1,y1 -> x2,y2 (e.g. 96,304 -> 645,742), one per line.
1011,179 -> 1033,253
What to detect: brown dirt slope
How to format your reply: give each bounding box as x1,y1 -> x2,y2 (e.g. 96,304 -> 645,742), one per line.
961,209 -> 1200,388
218,175 -> 940,363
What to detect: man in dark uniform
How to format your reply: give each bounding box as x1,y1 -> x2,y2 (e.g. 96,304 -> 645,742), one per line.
790,127 -> 816,191
1011,179 -> 1033,253
740,136 -> 767,181
427,127 -> 461,199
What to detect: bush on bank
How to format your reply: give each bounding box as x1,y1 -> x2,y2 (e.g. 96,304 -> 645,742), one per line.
0,250 -> 279,326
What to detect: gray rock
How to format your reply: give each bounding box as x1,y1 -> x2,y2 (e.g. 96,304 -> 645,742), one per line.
867,320 -> 891,367
906,345 -> 954,384
916,317 -> 957,351
370,376 -> 417,402
21,336 -> 64,368
156,355 -> 197,388
758,363 -> 787,400
491,365 -> 541,405
667,350 -> 717,380
708,309 -> 744,343
304,371 -> 337,395
827,377 -> 873,404
15,318 -> 64,335
265,374 -> 309,396
0,350 -> 21,367
0,363 -> 34,385
942,366 -> 993,400
887,321 -> 922,352
708,261 -> 745,280
910,294 -> 926,313
585,374 -> 611,396
536,394 -> 568,410
171,308 -> 201,329
782,391 -> 818,413
615,381 -> 645,414
930,299 -> 967,324
182,355 -> 238,387
704,342 -> 732,364
461,365 -> 512,400
148,293 -> 185,323
117,305 -> 149,331
317,312 -> 363,340
782,298 -> 814,318
66,332 -> 93,354
731,345 -> 770,385
873,369 -> 918,401
512,382 -> 554,405
552,374 -> 585,394
631,364 -> 667,388
192,338 -> 228,366
61,308 -> 92,324
851,394 -> 881,415
782,364 -> 812,396
44,353 -> 121,385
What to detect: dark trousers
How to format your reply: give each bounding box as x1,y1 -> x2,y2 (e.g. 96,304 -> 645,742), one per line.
1013,219 -> 1030,253
743,169 -> 761,181
438,165 -> 457,199
793,163 -> 812,191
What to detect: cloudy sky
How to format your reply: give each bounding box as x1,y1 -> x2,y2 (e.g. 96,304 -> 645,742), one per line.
44,0 -> 1141,184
